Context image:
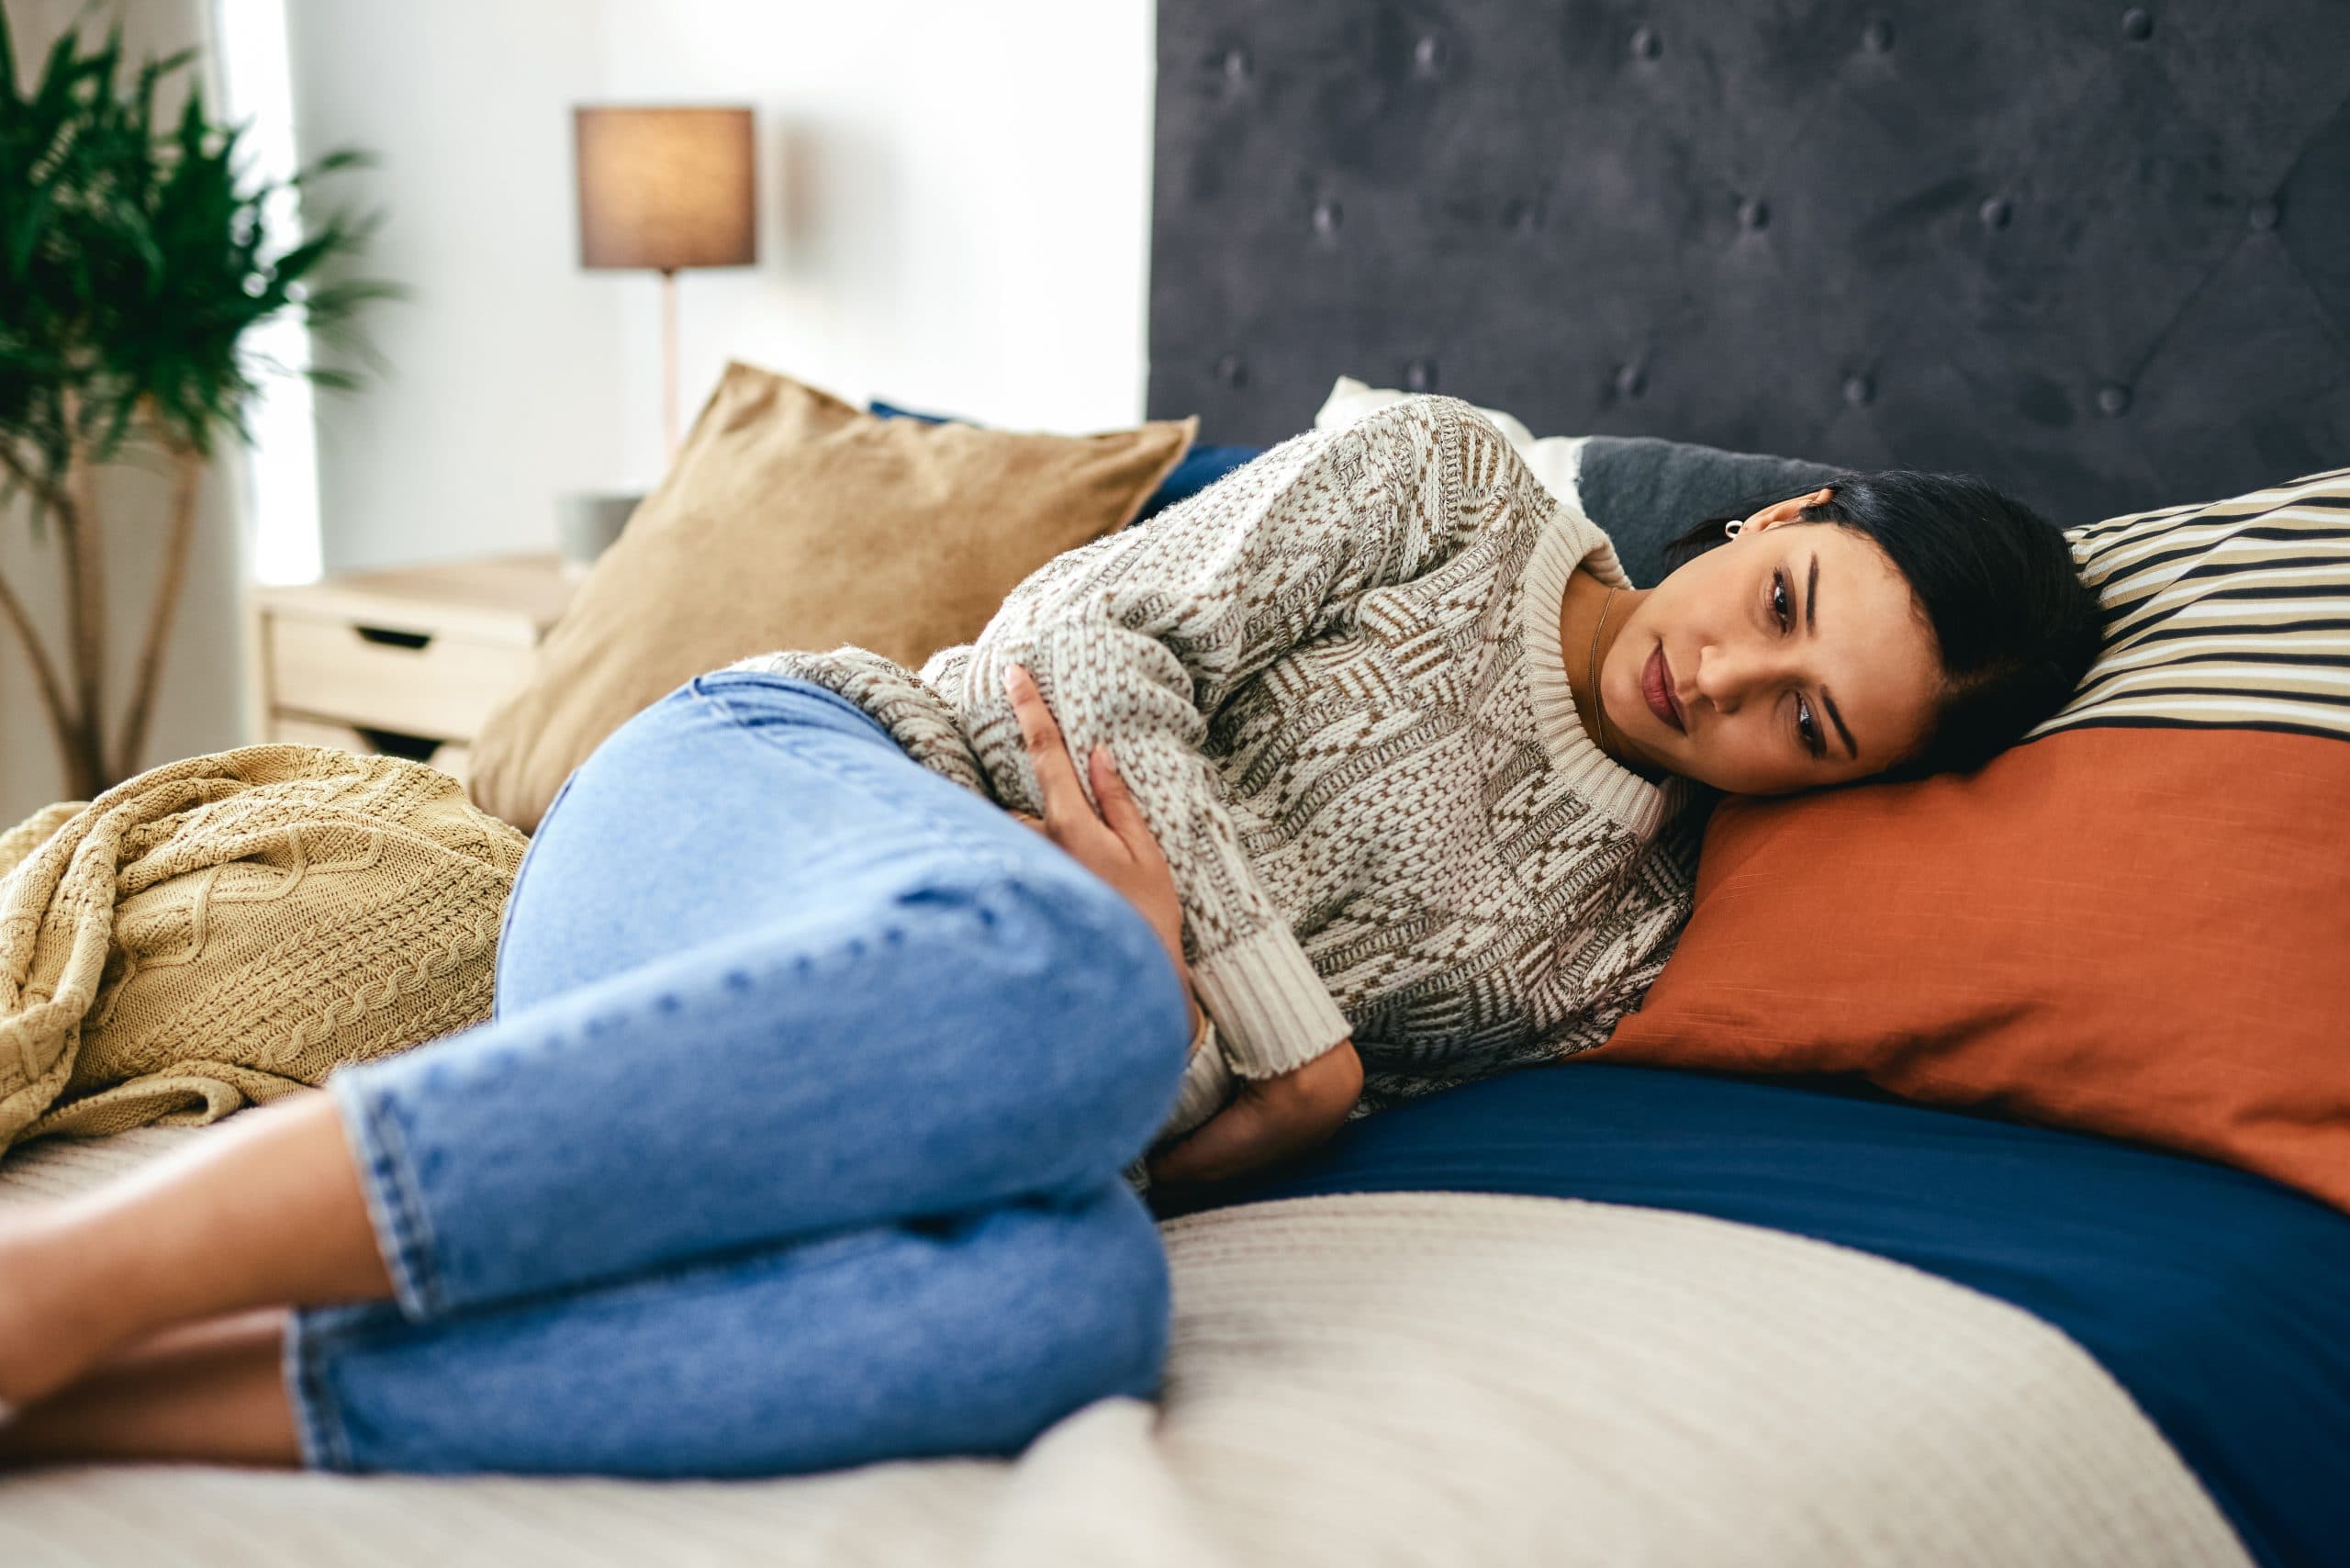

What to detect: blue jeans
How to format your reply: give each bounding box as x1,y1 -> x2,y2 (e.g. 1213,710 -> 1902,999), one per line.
285,671 -> 1195,1477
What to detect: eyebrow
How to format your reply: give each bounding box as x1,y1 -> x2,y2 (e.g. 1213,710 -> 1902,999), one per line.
1807,553 -> 1859,760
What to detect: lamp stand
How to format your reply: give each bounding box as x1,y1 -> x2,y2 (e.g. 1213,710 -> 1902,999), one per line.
660,267 -> 680,464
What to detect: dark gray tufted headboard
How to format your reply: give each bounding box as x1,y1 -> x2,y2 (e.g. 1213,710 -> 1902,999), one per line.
1146,1 -> 2350,529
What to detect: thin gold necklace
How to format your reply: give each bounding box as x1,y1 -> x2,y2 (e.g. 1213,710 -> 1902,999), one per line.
1586,585 -> 1619,759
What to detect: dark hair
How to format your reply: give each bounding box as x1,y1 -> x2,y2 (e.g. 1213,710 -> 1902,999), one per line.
1663,471 -> 2106,780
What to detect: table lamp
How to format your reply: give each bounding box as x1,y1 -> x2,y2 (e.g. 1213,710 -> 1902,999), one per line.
574,106 -> 757,463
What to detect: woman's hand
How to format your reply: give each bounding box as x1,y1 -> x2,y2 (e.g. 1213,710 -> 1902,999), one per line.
1002,661 -> 1362,1191
1146,1037 -> 1362,1191
1000,663 -> 1187,979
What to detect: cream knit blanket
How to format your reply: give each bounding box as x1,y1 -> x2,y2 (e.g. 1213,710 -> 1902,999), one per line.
0,1133 -> 2253,1568
0,745 -> 525,1152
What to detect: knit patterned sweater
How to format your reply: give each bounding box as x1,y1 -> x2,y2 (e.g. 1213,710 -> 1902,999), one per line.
726,395 -> 1707,1132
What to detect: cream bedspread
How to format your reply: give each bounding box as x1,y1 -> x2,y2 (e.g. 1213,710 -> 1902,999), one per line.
0,1126 -> 2252,1568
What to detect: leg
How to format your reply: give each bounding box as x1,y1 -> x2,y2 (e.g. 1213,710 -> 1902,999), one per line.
492,667 -> 1080,1016
0,1095 -> 381,1414
315,671 -> 1191,1318
5,1179 -> 1169,1478
286,1181 -> 1169,1478
0,1312 -> 297,1469
0,673 -> 1190,1408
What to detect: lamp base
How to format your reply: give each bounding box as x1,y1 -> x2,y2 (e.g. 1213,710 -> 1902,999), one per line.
554,490 -> 644,575
662,268 -> 680,465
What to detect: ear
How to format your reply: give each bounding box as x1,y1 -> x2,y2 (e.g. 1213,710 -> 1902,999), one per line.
1744,487 -> 1836,532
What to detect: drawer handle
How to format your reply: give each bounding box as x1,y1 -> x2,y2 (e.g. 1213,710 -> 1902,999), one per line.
353,725 -> 446,763
353,624 -> 433,651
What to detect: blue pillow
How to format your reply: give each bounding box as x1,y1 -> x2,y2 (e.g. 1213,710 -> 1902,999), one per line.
866,398 -> 956,426
867,398 -> 1259,526
1138,442 -> 1262,521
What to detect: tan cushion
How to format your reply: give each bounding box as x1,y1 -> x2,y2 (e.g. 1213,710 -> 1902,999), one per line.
465,362 -> 1196,832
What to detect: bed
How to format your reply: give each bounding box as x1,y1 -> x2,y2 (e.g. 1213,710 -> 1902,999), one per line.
6,1 -> 2349,1563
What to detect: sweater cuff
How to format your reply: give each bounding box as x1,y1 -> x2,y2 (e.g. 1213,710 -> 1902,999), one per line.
1189,925 -> 1353,1080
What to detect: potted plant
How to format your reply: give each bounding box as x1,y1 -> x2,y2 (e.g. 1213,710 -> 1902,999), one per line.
0,12 -> 397,800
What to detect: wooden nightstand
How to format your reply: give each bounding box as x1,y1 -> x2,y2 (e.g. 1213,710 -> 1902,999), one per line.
247,554 -> 577,789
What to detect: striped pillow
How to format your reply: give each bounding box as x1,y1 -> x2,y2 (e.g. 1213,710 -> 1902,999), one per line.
1597,467 -> 2350,1215
2053,471 -> 2350,741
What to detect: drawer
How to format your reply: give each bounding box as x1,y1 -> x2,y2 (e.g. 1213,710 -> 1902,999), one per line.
266,612 -> 537,741
269,714 -> 473,787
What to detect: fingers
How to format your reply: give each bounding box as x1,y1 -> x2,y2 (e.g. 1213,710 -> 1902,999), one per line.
1147,1094 -> 1282,1189
1149,1041 -> 1362,1189
1087,745 -> 1167,867
1146,1080 -> 1346,1189
1003,664 -> 1091,823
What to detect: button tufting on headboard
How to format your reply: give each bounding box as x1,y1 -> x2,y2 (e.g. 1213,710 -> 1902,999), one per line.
1148,0 -> 2350,526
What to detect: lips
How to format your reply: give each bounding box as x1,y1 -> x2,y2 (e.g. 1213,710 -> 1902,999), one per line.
1642,644 -> 1684,733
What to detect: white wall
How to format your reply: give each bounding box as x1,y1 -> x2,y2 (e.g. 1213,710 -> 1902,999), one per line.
283,0 -> 1159,573
0,0 -> 252,825
0,0 -> 1158,824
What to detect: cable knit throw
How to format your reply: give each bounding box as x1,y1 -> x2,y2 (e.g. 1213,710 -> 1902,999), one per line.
0,745 -> 526,1155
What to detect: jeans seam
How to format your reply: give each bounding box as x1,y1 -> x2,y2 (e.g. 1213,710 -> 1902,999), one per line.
332,1070 -> 449,1321
692,678 -> 884,748
283,1308 -> 356,1472
495,767 -> 579,1024
691,673 -> 884,740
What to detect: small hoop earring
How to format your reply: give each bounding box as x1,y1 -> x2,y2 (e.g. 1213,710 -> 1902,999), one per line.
1723,518 -> 1745,539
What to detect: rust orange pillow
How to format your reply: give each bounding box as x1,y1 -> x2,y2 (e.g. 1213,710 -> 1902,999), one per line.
1597,468 -> 2350,1215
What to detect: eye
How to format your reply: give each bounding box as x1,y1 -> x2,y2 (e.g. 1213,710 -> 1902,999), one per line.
1771,568 -> 1794,632
1795,695 -> 1823,757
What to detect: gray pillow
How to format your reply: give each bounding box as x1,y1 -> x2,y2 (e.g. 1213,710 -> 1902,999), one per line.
1575,436 -> 1841,589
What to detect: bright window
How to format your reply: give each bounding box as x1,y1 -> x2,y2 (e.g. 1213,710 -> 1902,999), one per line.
210,0 -> 321,585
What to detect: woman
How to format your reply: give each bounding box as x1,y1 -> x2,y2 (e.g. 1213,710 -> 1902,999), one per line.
0,397 -> 2102,1476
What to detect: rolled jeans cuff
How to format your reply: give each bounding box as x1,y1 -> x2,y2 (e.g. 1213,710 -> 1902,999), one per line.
328,1065 -> 447,1322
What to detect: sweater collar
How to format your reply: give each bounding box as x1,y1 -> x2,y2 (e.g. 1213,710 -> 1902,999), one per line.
1515,500 -> 1692,840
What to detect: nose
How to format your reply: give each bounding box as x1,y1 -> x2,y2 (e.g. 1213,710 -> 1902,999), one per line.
1691,641 -> 1791,715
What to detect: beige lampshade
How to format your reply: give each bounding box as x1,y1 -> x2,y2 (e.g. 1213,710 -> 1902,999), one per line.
574,106 -> 756,272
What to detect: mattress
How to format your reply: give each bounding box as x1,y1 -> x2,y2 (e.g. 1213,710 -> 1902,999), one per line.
1232,1062 -> 2350,1568
0,1105 -> 2257,1568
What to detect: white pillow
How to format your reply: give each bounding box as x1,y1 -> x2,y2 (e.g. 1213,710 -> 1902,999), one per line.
1313,375 -> 1589,510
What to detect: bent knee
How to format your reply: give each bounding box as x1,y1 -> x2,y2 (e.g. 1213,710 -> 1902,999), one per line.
939,869 -> 1192,1078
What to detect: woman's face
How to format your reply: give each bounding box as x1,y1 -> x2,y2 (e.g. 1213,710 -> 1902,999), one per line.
1597,493 -> 1944,795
